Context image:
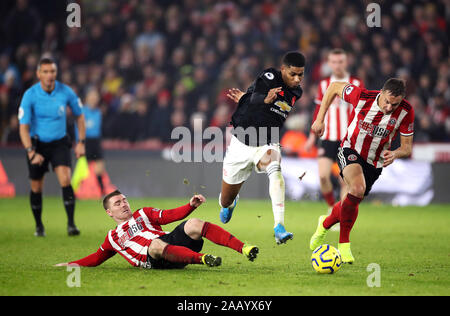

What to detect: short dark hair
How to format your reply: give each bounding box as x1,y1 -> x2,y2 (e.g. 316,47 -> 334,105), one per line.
382,78 -> 406,97
102,189 -> 123,210
329,48 -> 346,56
37,57 -> 56,70
282,51 -> 306,68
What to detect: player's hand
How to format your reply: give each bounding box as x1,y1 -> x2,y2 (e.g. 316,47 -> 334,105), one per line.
264,87 -> 282,104
190,194 -> 206,208
382,150 -> 396,167
75,142 -> 85,159
54,263 -> 69,267
29,151 -> 45,166
226,88 -> 245,103
311,120 -> 325,137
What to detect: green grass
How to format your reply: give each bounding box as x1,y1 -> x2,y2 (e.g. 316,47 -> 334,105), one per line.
0,196 -> 449,296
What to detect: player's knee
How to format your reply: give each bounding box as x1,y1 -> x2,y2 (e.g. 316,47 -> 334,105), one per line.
349,184 -> 365,198
148,239 -> 166,259
319,174 -> 330,186
185,218 -> 204,240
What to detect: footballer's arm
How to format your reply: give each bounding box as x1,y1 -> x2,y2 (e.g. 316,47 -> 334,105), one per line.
156,194 -> 206,225
382,135 -> 413,167
311,81 -> 348,137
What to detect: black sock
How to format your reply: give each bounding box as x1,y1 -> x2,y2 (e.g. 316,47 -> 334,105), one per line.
30,191 -> 43,227
96,174 -> 104,194
62,185 -> 76,226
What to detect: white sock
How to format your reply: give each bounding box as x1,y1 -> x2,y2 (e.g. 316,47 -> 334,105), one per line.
266,161 -> 285,228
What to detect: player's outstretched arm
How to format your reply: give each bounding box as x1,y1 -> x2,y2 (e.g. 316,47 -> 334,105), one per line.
54,240 -> 116,267
311,81 -> 348,137
157,194 -> 206,225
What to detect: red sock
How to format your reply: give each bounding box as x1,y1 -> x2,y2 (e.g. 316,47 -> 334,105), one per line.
201,222 -> 244,253
323,191 -> 335,207
323,201 -> 341,229
339,193 -> 362,243
161,245 -> 203,264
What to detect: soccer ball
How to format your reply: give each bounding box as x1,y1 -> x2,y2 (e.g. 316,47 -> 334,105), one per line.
311,244 -> 342,274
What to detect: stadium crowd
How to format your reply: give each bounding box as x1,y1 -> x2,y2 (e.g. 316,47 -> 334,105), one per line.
0,0 -> 448,151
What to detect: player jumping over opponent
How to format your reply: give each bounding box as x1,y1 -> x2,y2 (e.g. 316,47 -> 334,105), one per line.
55,190 -> 258,269
309,78 -> 414,263
220,51 -> 305,244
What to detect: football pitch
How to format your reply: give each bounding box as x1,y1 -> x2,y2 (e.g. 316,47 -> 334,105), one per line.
0,196 -> 449,296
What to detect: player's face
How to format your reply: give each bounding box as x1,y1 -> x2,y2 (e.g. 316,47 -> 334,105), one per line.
281,65 -> 304,88
328,53 -> 347,78
378,91 -> 403,115
37,63 -> 57,90
106,194 -> 132,222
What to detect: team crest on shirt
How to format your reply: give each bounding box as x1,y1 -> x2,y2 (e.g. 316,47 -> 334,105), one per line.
348,154 -> 357,161
388,118 -> 397,126
58,105 -> 65,117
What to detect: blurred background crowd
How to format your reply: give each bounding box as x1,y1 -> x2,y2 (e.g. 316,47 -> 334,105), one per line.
0,0 -> 448,153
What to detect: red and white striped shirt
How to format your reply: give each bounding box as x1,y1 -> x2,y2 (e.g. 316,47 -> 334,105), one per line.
341,84 -> 415,168
69,203 -> 196,269
314,75 -> 364,141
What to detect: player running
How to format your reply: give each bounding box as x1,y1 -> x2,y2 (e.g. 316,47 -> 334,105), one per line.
309,78 -> 414,263
305,49 -> 364,213
54,190 -> 259,269
220,51 -> 305,244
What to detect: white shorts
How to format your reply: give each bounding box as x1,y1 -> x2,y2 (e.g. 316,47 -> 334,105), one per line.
222,135 -> 281,185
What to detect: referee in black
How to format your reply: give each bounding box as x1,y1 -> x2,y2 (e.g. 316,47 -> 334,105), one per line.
18,58 -> 86,236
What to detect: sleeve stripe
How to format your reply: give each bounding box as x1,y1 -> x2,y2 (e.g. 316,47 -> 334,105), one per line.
400,132 -> 414,136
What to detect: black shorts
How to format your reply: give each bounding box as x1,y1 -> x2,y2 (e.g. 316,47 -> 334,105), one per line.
146,221 -> 204,269
27,136 -> 72,180
85,138 -> 103,161
318,140 -> 341,161
337,147 -> 382,196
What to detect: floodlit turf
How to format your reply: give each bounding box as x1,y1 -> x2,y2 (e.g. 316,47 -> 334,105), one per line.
0,196 -> 449,296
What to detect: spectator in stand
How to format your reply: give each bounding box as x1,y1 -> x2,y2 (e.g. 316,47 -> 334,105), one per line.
0,0 -> 448,145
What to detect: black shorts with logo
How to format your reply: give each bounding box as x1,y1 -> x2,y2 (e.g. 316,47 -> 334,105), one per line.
318,139 -> 341,161
27,136 -> 72,180
146,220 -> 204,269
336,147 -> 382,196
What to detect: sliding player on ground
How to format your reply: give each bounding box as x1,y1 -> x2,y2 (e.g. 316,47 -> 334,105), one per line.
55,190 -> 258,269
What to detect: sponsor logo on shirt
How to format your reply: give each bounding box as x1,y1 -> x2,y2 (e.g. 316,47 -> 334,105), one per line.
358,120 -> 390,138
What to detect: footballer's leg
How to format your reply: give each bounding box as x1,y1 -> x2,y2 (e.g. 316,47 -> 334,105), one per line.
257,149 -> 293,245
219,181 -> 242,224
30,178 -> 45,237
194,219 -> 259,262
149,237 -> 220,267
55,166 -> 79,236
318,157 -> 336,208
338,163 -> 365,263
